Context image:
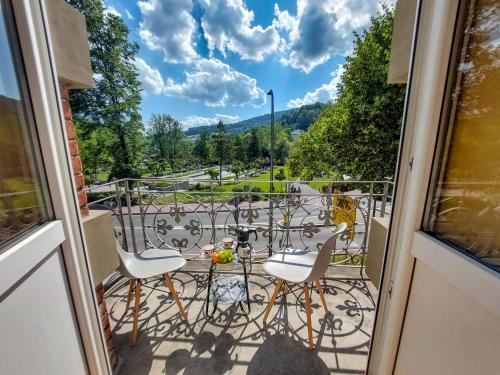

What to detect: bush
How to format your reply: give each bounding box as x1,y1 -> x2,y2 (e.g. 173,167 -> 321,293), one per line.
153,181 -> 170,188
250,186 -> 262,201
189,182 -> 211,191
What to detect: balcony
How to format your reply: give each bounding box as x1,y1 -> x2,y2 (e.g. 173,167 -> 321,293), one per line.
86,178 -> 392,374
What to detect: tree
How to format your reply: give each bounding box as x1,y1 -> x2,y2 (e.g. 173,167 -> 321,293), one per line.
146,113 -> 189,173
231,160 -> 244,179
78,127 -> 113,181
67,0 -> 144,179
232,134 -> 246,164
148,114 -> 169,161
275,168 -> 286,192
144,158 -> 167,177
246,128 -> 261,161
193,129 -> 211,162
213,120 -> 228,185
275,138 -> 291,166
288,9 -> 406,182
207,168 -> 219,181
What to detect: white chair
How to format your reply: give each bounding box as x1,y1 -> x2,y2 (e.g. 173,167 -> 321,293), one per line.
116,241 -> 188,346
262,223 -> 348,351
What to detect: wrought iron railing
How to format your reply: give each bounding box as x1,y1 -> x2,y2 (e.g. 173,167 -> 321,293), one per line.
85,178 -> 393,269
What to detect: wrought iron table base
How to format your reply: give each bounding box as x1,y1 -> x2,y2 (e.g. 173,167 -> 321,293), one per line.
205,258 -> 251,317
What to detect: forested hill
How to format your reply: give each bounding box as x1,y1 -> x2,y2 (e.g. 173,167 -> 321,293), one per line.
185,102 -> 325,136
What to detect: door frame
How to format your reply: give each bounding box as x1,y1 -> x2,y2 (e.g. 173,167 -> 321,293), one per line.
367,0 -> 461,373
6,1 -> 110,373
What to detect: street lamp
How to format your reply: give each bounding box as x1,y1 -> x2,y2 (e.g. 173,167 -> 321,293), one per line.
267,89 -> 274,193
267,89 -> 274,257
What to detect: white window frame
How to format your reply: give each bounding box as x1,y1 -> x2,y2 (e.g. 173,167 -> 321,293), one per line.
368,0 -> 462,373
10,1 -> 110,373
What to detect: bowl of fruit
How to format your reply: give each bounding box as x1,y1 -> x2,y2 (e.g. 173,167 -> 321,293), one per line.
212,249 -> 236,264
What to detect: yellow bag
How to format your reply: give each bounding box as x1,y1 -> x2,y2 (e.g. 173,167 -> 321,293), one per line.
331,190 -> 356,240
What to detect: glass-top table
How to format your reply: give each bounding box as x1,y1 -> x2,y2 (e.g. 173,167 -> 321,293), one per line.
203,246 -> 252,317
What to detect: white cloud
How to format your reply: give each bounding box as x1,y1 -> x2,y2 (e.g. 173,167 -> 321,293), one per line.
164,58 -> 266,107
272,4 -> 298,32
200,0 -> 281,61
276,0 -> 380,73
182,114 -> 240,128
134,58 -> 164,95
104,5 -> 121,17
138,0 -> 197,64
125,9 -> 134,20
288,64 -> 344,107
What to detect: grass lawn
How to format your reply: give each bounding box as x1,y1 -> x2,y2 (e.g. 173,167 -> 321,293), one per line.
213,166 -> 290,193
148,166 -> 290,205
95,172 -> 108,180
309,180 -> 331,192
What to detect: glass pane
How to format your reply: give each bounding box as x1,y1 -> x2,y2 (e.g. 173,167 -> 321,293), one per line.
424,0 -> 500,271
0,1 -> 50,246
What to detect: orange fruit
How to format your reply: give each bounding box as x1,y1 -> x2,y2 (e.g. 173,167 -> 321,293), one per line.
211,253 -> 220,264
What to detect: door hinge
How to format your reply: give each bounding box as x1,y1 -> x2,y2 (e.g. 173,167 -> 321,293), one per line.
408,157 -> 414,171
388,279 -> 394,299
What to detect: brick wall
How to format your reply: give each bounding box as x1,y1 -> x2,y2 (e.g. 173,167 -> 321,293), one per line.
60,84 -> 117,368
60,85 -> 88,216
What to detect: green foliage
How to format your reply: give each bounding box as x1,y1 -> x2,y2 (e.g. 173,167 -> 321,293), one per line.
288,9 -> 406,181
231,160 -> 244,179
67,0 -> 144,179
78,127 -> 112,182
185,103 -> 325,136
192,129 -> 211,162
189,182 -> 211,191
144,158 -> 167,177
275,168 -> 286,181
147,113 -> 190,172
213,120 -> 228,184
231,134 -> 246,164
246,128 -> 261,160
207,168 -> 219,180
278,102 -> 325,131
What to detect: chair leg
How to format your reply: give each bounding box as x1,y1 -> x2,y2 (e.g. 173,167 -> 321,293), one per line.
315,279 -> 329,315
164,273 -> 188,320
304,282 -> 314,351
131,279 -> 142,346
284,281 -> 289,295
263,279 -> 283,325
125,279 -> 135,313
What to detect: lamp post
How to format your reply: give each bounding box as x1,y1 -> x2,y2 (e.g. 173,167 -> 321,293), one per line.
267,89 -> 274,256
267,89 -> 275,193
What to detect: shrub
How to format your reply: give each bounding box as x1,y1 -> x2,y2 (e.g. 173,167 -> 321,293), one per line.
251,186 -> 262,201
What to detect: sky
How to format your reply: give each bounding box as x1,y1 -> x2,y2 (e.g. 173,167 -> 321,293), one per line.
103,0 -> 391,129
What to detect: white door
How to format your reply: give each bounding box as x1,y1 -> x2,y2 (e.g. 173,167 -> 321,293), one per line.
0,1 -> 108,374
369,0 -> 500,374
394,0 -> 500,373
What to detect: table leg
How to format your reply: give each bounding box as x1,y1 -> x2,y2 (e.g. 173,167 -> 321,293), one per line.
211,301 -> 218,317
206,263 -> 215,316
242,258 -> 251,313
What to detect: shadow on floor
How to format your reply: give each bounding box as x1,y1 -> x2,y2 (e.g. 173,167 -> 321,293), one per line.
247,334 -> 329,375
107,264 -> 377,375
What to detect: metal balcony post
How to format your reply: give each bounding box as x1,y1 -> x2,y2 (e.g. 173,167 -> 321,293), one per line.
125,179 -> 137,252
381,181 -> 389,218
115,180 -> 127,250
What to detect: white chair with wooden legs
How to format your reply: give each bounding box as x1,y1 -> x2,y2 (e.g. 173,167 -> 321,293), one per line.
262,223 -> 347,351
116,241 -> 188,346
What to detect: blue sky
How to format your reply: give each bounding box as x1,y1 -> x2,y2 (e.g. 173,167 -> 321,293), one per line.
103,0 -> 389,128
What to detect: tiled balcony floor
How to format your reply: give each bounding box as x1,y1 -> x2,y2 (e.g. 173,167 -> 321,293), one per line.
106,262 -> 377,375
